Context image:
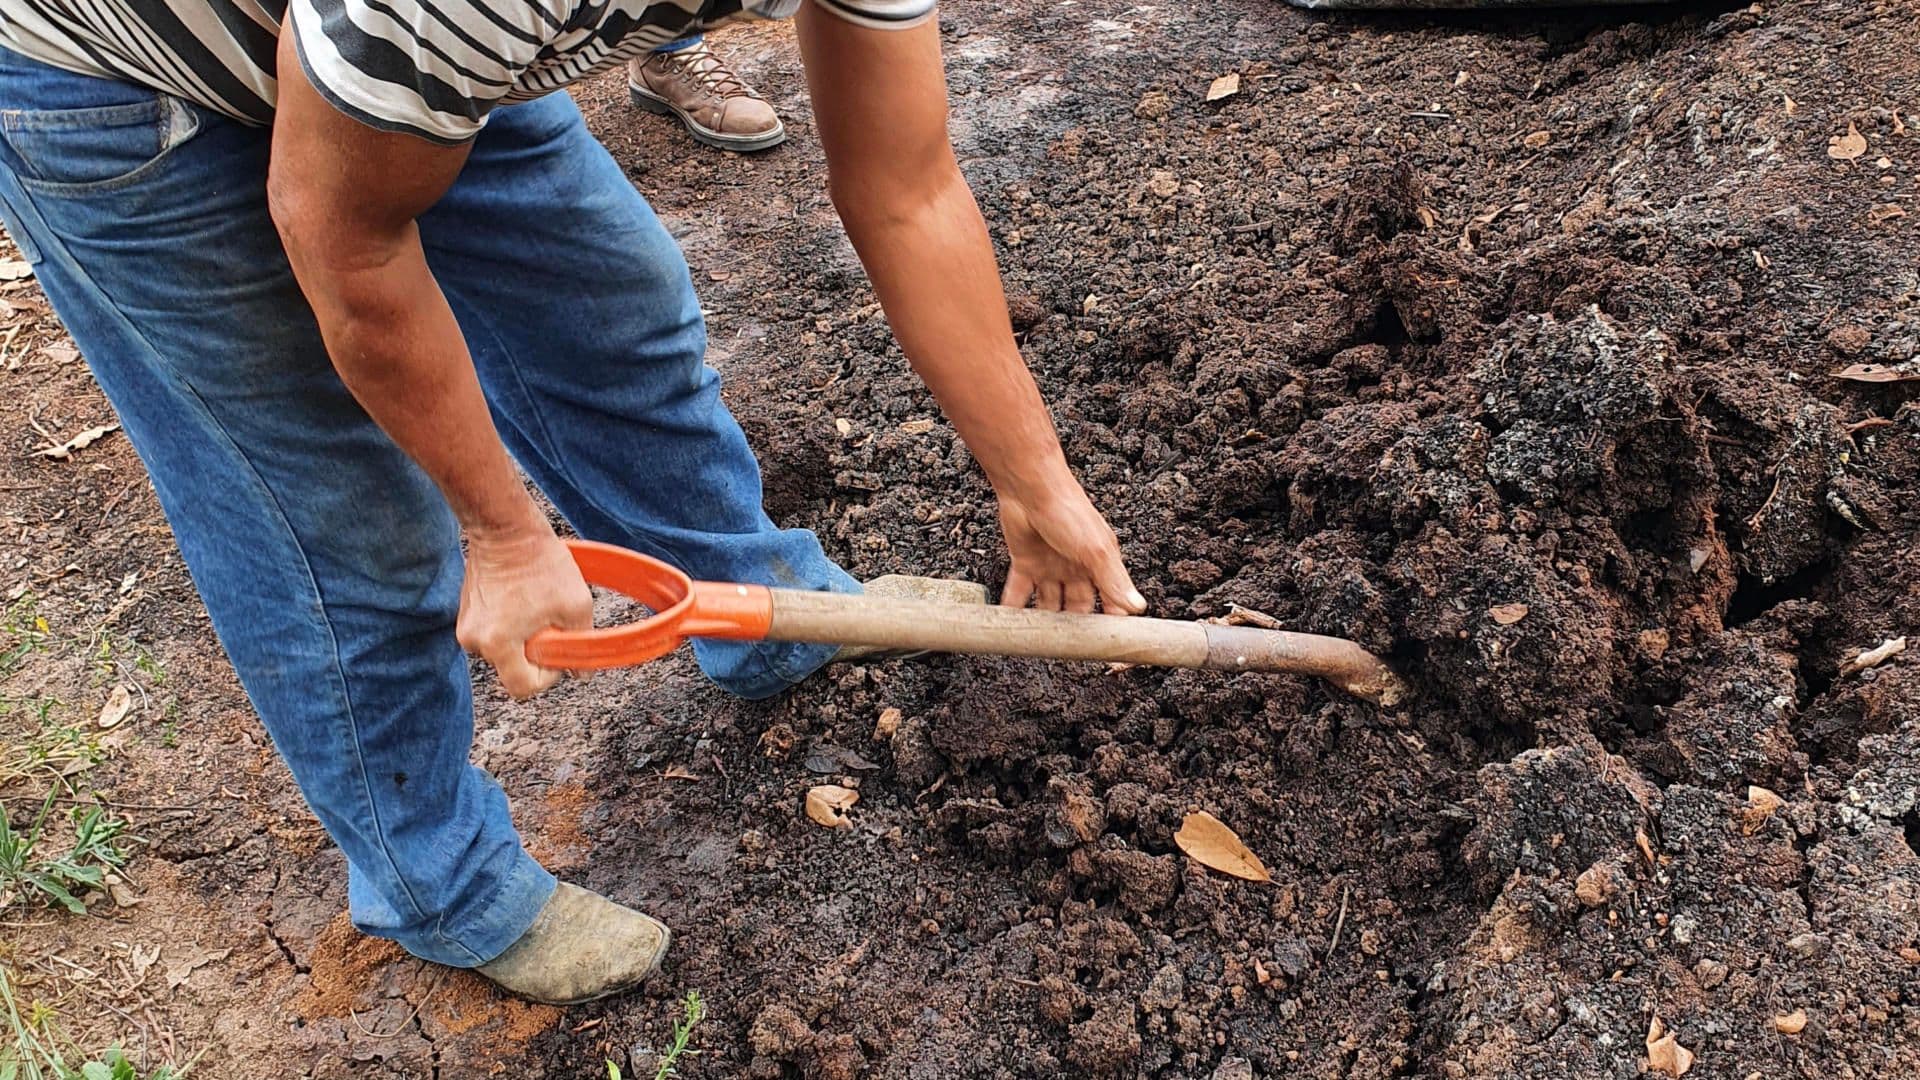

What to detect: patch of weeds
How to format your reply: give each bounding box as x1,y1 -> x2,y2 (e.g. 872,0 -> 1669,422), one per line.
608,991 -> 707,1080
0,717 -> 101,791
1,962 -> 190,1079
0,597 -> 49,679
0,793 -> 130,914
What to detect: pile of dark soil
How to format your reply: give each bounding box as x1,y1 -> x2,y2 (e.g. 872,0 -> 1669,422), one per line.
4,0 -> 1911,1077
550,1 -> 1919,1076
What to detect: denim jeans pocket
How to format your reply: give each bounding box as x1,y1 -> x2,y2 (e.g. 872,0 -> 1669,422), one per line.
1,93 -> 201,196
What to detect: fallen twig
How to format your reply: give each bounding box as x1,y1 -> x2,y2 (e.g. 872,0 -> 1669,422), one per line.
1326,883 -> 1352,961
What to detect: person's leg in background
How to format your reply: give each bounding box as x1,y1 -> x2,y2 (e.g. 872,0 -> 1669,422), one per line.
417,91 -> 853,699
629,33 -> 786,152
0,47 -> 560,970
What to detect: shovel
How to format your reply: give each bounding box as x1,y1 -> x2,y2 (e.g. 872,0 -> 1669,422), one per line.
525,541 -> 1407,705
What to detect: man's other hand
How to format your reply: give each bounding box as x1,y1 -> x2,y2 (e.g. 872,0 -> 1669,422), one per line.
998,486 -> 1145,616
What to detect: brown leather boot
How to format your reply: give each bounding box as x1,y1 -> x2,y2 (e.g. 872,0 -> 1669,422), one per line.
477,883 -> 670,1005
628,41 -> 785,152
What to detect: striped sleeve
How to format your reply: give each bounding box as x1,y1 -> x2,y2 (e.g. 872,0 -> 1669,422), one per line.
807,0 -> 937,30
286,0 -> 557,144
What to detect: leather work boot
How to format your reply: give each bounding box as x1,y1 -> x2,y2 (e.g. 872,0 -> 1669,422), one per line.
628,42 -> 785,152
477,883 -> 671,1005
833,575 -> 991,663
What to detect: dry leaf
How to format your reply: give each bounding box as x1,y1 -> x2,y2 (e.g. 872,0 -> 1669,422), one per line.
0,260 -> 31,282
1636,828 -> 1658,865
1646,1016 -> 1695,1077
1839,636 -> 1907,677
1832,363 -> 1920,384
1206,73 -> 1241,102
36,423 -> 120,460
874,707 -> 902,741
129,941 -> 161,980
96,684 -> 133,729
805,784 -> 859,829
1415,206 -> 1437,230
165,946 -> 233,989
1868,204 -> 1908,225
900,418 -> 936,435
1773,1009 -> 1808,1035
660,764 -> 699,781
1254,957 -> 1271,984
1174,811 -> 1271,882
1782,95 -> 1797,116
1489,603 -> 1530,625
1741,785 -> 1784,835
1828,123 -> 1868,161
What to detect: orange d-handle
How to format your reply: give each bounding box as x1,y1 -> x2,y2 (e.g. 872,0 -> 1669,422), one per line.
523,540 -> 774,670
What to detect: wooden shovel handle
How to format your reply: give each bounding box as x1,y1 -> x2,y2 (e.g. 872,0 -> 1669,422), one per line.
767,589 -> 1407,705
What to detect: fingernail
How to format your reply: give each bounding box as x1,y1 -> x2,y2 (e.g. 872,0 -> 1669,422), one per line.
1128,590 -> 1147,610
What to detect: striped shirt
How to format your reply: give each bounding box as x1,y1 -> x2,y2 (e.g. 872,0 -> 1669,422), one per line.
0,0 -> 934,142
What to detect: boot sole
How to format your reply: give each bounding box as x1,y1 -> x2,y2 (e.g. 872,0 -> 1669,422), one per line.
629,83 -> 787,152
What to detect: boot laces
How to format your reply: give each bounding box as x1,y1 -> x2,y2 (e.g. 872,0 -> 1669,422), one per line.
665,42 -> 750,100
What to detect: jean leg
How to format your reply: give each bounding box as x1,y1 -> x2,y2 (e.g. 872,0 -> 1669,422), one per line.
0,50 -> 550,965
420,93 -> 855,700
653,34 -> 702,53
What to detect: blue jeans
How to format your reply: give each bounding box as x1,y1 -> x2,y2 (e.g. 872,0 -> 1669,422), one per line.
655,35 -> 702,53
0,47 -> 854,967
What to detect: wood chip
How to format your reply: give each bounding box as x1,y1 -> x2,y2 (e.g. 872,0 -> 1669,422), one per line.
1838,636 -> 1906,677
0,260 -> 31,282
899,418 -> 936,435
1174,811 -> 1271,883
36,423 -> 120,460
805,784 -> 859,829
1206,73 -> 1241,102
1489,602 -> 1530,625
1646,1016 -> 1695,1077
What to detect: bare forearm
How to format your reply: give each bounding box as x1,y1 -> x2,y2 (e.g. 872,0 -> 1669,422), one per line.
284,232 -> 540,539
838,169 -> 1074,497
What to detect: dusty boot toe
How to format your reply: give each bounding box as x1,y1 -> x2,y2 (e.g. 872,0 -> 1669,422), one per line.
477,882 -> 670,1005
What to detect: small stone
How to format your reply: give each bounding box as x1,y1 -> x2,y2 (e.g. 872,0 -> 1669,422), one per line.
1693,958 -> 1729,988
1669,914 -> 1697,946
1148,171 -> 1180,198
1575,863 -> 1615,907
1786,932 -> 1830,960
1773,1009 -> 1807,1034
1211,1058 -> 1254,1080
